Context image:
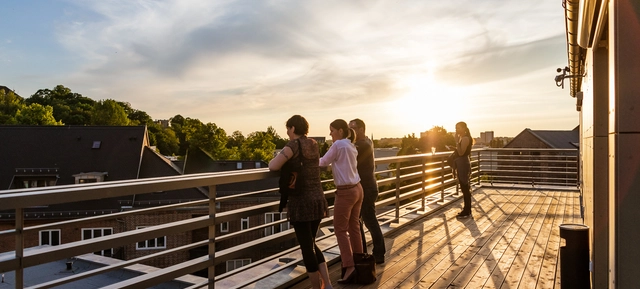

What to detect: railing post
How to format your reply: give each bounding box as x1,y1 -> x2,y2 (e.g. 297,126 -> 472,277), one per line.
476,150 -> 481,186
440,158 -> 445,202
394,162 -> 401,220
420,157 -> 426,211
208,185 -> 217,289
15,208 -> 24,289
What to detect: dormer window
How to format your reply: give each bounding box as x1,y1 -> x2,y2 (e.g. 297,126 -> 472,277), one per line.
73,172 -> 108,184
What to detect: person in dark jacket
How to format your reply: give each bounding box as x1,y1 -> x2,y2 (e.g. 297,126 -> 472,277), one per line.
349,118 -> 386,264
454,121 -> 474,218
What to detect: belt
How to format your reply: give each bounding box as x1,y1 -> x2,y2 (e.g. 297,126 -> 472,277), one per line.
336,183 -> 358,190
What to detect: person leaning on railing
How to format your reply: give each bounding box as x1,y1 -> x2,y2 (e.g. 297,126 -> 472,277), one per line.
269,115 -> 332,289
349,118 -> 386,264
319,119 -> 364,284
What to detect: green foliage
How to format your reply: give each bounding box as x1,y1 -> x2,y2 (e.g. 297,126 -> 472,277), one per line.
27,85 -> 95,125
15,103 -> 63,125
0,89 -> 24,124
418,126 -> 456,153
227,130 -> 245,148
148,123 -> 180,156
397,133 -> 420,155
241,130 -> 276,162
91,99 -> 130,125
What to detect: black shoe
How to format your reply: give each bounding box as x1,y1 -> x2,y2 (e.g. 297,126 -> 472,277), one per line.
337,270 -> 356,284
375,257 -> 385,264
456,212 -> 472,219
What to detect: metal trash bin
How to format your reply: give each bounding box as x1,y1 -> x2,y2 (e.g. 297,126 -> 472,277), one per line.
559,223 -> 590,289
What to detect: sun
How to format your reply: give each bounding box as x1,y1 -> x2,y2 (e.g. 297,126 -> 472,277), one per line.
389,73 -> 464,134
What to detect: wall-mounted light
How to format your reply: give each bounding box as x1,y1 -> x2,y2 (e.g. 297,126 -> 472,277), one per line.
555,66 -> 584,91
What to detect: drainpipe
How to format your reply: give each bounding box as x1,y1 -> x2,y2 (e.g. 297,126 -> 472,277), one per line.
563,0 -> 585,98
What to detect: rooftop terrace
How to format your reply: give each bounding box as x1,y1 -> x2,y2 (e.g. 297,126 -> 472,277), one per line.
0,148 -> 580,289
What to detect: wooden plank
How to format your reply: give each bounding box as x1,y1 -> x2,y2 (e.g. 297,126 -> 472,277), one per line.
428,189 -> 532,288
462,189 -> 534,288
421,190 -> 527,288
481,190 -> 543,289
499,190 -> 556,289
459,190 -> 552,289
292,188 -> 578,289
373,189 -> 505,289
518,190 -> 562,289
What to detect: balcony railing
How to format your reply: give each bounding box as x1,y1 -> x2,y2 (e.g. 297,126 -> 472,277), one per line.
0,148 -> 578,289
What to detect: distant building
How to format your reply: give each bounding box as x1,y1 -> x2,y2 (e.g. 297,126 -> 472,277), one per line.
504,126 -> 579,149
479,131 -> 494,145
155,119 -> 170,128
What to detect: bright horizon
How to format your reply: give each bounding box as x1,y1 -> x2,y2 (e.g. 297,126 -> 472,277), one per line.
0,1 -> 577,139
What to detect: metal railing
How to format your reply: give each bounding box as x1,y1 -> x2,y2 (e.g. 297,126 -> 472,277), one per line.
0,148 -> 577,288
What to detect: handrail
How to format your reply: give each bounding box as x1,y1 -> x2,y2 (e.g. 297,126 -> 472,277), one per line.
0,148 -> 578,289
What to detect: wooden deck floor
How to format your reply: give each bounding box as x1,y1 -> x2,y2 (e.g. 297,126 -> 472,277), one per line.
290,187 -> 581,289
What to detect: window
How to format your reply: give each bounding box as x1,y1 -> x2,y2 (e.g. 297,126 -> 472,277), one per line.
12,177 -> 57,189
82,228 -> 113,257
264,212 -> 289,236
220,222 -> 229,233
92,141 -> 101,149
236,162 -> 243,169
39,229 -> 61,246
255,162 -> 261,168
226,259 -> 251,272
135,226 -> 166,250
241,218 -> 249,230
73,172 -> 107,184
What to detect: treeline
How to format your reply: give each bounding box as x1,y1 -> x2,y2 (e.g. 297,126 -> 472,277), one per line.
0,85 -> 287,161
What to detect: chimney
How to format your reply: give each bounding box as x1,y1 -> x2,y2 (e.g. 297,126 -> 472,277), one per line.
66,261 -> 73,270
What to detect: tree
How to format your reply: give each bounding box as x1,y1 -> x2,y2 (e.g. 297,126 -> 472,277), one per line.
91,99 -> 130,126
0,89 -> 24,124
227,130 -> 246,148
241,130 -> 276,162
397,133 -> 420,156
27,85 -> 95,125
183,120 -> 228,159
418,126 -> 456,153
116,101 -> 153,126
266,126 -> 288,149
15,103 -> 63,125
151,125 -> 180,156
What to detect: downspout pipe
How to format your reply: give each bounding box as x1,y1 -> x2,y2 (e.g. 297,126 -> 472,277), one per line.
564,0 -> 585,98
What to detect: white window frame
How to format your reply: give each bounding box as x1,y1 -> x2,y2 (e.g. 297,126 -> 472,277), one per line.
264,212 -> 289,236
135,226 -> 167,250
39,229 -> 61,246
220,222 -> 229,233
226,258 -> 251,272
81,228 -> 113,256
241,218 -> 249,230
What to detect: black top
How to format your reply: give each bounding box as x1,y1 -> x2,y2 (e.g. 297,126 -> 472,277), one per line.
354,137 -> 378,192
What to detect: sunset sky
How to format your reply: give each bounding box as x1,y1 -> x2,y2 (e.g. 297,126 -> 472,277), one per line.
0,0 -> 577,139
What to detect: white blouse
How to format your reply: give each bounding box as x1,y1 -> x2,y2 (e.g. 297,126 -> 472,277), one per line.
319,138 -> 361,186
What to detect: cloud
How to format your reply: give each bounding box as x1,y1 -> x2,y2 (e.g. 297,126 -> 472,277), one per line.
32,0 -> 571,137
435,34 -> 567,86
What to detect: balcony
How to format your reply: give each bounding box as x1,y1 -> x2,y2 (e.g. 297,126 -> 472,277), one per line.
0,148 -> 579,289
